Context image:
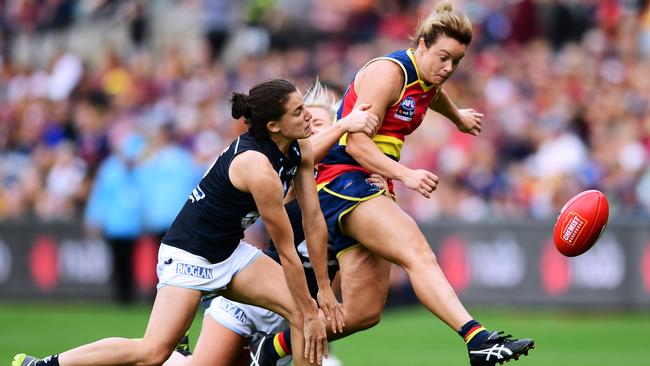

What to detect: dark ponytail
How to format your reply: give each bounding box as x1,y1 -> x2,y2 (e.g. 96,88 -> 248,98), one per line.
231,93 -> 252,120
230,79 -> 297,140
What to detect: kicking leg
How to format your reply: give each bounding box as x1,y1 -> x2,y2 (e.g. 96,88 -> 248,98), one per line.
343,195 -> 534,365
343,195 -> 471,329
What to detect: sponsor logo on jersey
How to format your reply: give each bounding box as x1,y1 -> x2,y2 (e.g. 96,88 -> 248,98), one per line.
395,96 -> 416,121
188,186 -> 205,203
176,263 -> 213,279
562,212 -> 587,245
218,297 -> 248,324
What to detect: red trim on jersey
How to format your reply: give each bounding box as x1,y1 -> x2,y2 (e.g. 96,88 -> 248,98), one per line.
316,164 -> 369,186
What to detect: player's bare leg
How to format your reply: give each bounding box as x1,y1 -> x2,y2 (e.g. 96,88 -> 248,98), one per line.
183,316 -> 248,366
222,254 -> 311,366
344,195 -> 471,329
245,248 -> 390,366
13,286 -> 202,366
331,246 -> 391,339
344,194 -> 533,365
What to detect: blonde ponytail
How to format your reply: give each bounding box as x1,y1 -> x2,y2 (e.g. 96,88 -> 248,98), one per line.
412,0 -> 472,47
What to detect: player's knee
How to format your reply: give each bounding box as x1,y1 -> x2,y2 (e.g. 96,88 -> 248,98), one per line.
400,237 -> 438,270
397,233 -> 437,268
352,309 -> 382,331
284,307 -> 303,329
136,341 -> 174,366
346,302 -> 382,331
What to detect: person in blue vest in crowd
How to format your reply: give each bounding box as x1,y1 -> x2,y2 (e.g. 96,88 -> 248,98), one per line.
135,122 -> 200,244
84,132 -> 145,304
134,122 -> 200,298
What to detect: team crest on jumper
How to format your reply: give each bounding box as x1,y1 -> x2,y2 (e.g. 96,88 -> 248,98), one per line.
395,96 -> 416,121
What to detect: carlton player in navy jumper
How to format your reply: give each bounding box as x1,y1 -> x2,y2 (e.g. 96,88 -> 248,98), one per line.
254,2 -> 534,366
162,81 -> 381,366
12,79 -> 342,366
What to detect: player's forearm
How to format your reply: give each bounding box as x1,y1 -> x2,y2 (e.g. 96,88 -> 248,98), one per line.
302,216 -> 331,289
346,134 -> 409,181
266,219 -> 318,317
277,245 -> 319,317
310,124 -> 346,162
429,89 -> 462,126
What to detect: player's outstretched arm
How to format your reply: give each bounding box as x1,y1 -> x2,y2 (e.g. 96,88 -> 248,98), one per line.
429,88 -> 483,136
294,140 -> 345,334
346,60 -> 439,198
230,150 -> 327,364
310,104 -> 378,162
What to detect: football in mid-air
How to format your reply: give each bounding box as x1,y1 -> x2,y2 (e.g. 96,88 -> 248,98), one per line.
553,190 -> 609,257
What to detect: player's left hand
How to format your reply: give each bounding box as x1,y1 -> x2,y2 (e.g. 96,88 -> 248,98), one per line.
456,108 -> 483,136
317,287 -> 345,334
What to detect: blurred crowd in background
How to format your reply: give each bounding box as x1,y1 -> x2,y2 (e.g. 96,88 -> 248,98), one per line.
1,0 -> 650,229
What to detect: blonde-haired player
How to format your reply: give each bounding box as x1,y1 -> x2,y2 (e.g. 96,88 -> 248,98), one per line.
254,2 -> 534,366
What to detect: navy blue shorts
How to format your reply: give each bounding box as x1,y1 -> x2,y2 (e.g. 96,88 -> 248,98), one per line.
318,171 -> 386,255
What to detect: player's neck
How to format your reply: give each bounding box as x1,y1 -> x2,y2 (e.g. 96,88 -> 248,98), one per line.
270,134 -> 292,156
412,48 -> 436,87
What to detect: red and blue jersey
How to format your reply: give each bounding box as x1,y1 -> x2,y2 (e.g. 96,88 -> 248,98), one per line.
316,49 -> 440,192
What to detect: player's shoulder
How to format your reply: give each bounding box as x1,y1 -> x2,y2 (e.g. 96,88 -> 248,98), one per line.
231,149 -> 272,169
230,150 -> 279,193
356,60 -> 404,102
361,58 -> 404,79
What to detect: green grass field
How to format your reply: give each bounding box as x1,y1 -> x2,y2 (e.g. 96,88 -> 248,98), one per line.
1,302 -> 648,365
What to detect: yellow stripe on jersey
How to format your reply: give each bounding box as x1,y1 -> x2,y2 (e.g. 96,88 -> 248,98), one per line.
337,133 -> 404,160
406,49 -> 437,93
372,134 -> 404,160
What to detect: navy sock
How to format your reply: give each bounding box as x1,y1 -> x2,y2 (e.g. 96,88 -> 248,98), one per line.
458,320 -> 489,349
262,329 -> 292,362
38,355 -> 60,366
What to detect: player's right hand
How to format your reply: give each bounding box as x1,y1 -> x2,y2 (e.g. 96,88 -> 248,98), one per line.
303,300 -> 328,365
341,103 -> 379,136
402,168 -> 438,198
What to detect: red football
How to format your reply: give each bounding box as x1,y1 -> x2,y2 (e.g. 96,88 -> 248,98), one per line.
553,190 -> 609,257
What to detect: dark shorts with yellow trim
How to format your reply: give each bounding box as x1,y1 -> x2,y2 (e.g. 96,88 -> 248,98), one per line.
318,171 -> 385,255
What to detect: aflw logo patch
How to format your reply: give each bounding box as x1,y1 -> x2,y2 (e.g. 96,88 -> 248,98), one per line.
176,263 -> 213,279
394,96 -> 416,121
561,212 -> 587,245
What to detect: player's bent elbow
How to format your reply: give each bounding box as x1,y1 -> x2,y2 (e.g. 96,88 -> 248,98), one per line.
344,140 -> 362,160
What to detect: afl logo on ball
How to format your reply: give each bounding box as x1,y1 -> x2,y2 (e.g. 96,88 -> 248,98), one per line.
395,96 -> 416,121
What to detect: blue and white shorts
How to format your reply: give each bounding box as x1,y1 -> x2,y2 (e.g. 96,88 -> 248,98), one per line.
205,296 -> 288,337
156,242 -> 261,293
